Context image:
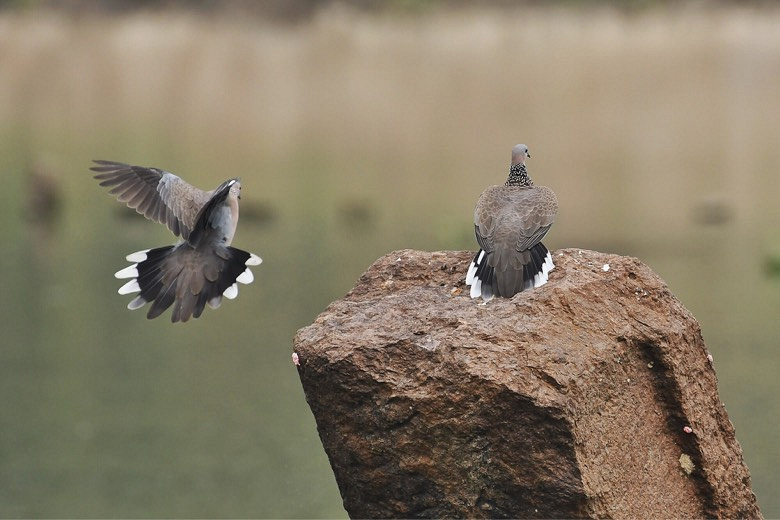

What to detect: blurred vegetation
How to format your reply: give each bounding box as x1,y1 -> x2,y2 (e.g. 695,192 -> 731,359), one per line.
0,0 -> 773,20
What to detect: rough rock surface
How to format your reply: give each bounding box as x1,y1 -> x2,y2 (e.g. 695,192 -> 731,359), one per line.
294,249 -> 761,519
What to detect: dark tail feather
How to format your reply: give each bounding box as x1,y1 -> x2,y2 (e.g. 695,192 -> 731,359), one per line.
465,243 -> 554,300
521,243 -> 549,291
465,249 -> 495,300
114,244 -> 262,322
524,242 -> 553,290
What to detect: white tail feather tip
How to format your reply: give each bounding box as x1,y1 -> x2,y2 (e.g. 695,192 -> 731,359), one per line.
236,269 -> 254,284
465,262 -> 477,285
246,253 -> 262,266
532,272 -> 548,289
115,264 -> 139,279
223,284 -> 239,299
126,250 -> 150,262
530,252 -> 554,288
470,279 -> 482,299
127,295 -> 147,310
542,252 -> 555,275
465,250 -> 484,286
118,279 -> 141,295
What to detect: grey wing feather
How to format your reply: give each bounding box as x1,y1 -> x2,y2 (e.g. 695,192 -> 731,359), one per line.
513,187 -> 558,252
91,160 -> 210,240
474,185 -> 557,254
473,185 -> 503,253
474,224 -> 494,252
516,223 -> 553,252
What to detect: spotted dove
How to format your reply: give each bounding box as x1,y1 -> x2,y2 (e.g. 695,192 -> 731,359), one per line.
466,144 -> 558,301
92,160 -> 262,322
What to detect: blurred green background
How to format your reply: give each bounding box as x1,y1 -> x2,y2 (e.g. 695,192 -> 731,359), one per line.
1,1 -> 779,517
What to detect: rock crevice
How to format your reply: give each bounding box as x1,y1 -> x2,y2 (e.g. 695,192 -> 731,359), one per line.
294,249 -> 760,519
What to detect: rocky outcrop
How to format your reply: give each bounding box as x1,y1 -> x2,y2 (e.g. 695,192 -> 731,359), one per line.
293,249 -> 761,519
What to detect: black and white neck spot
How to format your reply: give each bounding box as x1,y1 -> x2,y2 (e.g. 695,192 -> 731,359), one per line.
506,163 -> 534,187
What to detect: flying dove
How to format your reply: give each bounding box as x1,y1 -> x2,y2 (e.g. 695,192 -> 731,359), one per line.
92,160 -> 262,322
466,144 -> 558,301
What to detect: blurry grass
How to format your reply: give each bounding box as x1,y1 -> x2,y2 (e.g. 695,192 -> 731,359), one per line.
3,7 -> 780,246
1,5 -> 779,517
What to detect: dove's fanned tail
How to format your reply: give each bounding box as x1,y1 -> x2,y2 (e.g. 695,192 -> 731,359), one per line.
466,243 -> 553,301
115,244 -> 262,323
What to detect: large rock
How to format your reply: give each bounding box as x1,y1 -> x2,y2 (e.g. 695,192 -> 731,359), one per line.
293,249 -> 760,519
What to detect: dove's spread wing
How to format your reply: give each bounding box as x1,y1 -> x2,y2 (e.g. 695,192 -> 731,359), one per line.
92,160 -> 211,240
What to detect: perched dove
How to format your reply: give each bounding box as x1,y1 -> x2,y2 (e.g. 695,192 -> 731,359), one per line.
466,144 -> 558,301
92,160 -> 262,322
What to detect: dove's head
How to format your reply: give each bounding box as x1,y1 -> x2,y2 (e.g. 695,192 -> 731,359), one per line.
511,144 -> 531,166
229,179 -> 242,200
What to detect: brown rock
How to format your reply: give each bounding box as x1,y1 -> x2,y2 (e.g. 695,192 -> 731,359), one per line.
294,249 -> 761,519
